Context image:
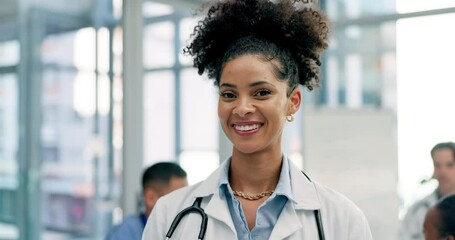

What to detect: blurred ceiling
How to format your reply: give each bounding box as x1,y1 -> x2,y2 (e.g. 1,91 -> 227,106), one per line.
0,0 -> 209,20
0,0 -> 94,20
150,0 -> 209,12
0,0 -> 17,19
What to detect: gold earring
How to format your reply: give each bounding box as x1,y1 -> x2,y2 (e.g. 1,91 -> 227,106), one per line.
286,114 -> 294,122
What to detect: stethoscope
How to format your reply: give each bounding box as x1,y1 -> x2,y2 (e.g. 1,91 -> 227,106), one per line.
165,172 -> 325,240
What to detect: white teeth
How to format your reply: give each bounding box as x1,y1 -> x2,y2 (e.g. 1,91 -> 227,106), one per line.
234,124 -> 260,131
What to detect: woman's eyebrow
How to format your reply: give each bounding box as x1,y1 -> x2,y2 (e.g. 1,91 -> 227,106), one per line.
249,81 -> 272,88
220,83 -> 236,89
220,81 -> 273,89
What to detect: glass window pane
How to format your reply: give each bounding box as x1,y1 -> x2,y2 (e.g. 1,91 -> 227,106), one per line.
327,0 -> 396,20
97,28 -> 110,75
180,150 -> 219,185
41,69 -> 97,238
0,41 -> 19,66
41,32 -> 75,66
397,13 -> 455,211
345,54 -> 362,108
327,22 -> 396,108
143,22 -> 175,68
74,28 -> 96,71
42,28 -> 96,71
143,71 -> 175,166
0,73 -> 19,240
326,56 -> 340,107
15,1 -> 118,238
397,0 -> 455,13
40,27 -> 112,238
142,2 -> 174,17
180,69 -> 218,151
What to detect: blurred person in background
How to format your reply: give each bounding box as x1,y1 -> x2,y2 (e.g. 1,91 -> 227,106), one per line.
106,162 -> 187,240
399,142 -> 455,240
143,0 -> 372,239
423,194 -> 455,240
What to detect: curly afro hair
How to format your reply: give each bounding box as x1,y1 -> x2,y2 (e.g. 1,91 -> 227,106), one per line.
436,194 -> 455,237
184,0 -> 330,91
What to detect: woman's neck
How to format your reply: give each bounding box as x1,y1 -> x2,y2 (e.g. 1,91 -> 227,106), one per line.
229,150 -> 283,193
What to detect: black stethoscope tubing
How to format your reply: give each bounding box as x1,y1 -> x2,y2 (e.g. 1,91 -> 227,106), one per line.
165,197 -> 208,240
165,172 -> 325,240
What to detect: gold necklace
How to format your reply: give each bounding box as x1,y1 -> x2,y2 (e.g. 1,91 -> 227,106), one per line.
232,190 -> 274,201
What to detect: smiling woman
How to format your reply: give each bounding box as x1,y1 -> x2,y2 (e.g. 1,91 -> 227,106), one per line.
217,55 -> 298,156
143,0 -> 372,239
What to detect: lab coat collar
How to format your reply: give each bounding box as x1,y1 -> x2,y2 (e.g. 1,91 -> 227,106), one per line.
192,158 -> 227,198
191,159 -> 237,234
190,156 -> 321,223
268,197 -> 303,239
288,158 -> 322,210
192,156 -> 321,209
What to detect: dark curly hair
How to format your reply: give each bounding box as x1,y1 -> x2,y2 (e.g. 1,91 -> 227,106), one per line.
184,0 -> 330,92
435,194 -> 455,237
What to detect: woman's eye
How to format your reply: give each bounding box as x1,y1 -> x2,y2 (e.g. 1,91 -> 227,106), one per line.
254,89 -> 272,97
220,92 -> 236,98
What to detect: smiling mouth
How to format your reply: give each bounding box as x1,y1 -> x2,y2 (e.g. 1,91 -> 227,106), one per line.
232,123 -> 262,132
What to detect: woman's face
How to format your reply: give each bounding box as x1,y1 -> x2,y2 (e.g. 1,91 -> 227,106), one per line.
217,54 -> 301,155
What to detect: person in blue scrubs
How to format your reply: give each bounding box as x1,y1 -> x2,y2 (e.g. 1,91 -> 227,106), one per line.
105,162 -> 187,240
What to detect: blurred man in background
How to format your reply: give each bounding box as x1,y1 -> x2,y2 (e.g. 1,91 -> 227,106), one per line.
399,142 -> 455,240
106,162 -> 187,240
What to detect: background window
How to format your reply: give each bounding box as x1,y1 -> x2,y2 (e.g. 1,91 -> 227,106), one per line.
143,71 -> 176,165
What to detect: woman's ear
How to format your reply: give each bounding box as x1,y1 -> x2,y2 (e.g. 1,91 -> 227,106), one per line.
288,87 -> 302,114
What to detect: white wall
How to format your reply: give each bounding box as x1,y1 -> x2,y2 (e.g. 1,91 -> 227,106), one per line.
302,108 -> 398,240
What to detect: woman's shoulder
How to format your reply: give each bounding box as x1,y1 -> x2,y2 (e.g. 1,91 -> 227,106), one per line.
311,181 -> 372,238
311,181 -> 366,218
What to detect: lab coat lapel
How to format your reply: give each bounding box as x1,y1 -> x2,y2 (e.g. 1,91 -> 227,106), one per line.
269,200 -> 303,239
288,158 -> 321,210
269,158 -> 322,239
204,190 -> 237,235
191,164 -> 237,236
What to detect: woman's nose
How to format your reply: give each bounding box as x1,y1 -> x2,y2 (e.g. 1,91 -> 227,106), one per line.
232,99 -> 255,117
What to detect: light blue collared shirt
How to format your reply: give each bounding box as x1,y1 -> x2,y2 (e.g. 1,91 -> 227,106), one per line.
219,156 -> 295,240
106,214 -> 146,240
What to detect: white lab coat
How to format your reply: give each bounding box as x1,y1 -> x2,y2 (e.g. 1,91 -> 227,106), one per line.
143,158 -> 372,240
398,191 -> 439,240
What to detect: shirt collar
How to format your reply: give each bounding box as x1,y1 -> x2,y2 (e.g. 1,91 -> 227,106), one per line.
190,154 -> 321,210
275,156 -> 296,203
219,157 -> 231,187
217,155 -> 296,203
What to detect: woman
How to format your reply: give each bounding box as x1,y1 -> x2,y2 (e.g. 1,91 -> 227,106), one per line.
143,0 -> 372,239
424,194 -> 455,240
